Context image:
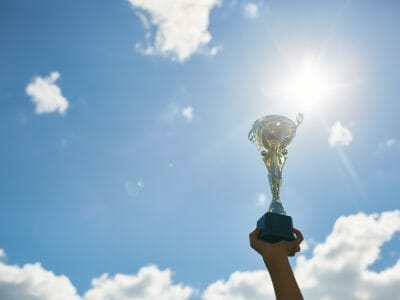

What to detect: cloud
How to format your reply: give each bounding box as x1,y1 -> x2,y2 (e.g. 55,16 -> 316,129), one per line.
160,103 -> 181,122
129,0 -> 221,62
328,121 -> 353,147
300,240 -> 310,252
83,265 -> 193,300
0,257 -> 192,300
160,103 -> 194,122
0,256 -> 80,300
386,139 -> 397,147
256,193 -> 267,206
297,210 -> 400,299
1,211 -> 400,299
125,179 -> 145,198
377,138 -> 400,154
26,71 -> 69,115
203,270 -> 274,300
203,210 -> 400,300
181,106 -> 194,122
243,3 -> 259,19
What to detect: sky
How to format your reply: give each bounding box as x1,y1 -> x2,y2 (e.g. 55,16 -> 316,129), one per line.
1,0 -> 400,299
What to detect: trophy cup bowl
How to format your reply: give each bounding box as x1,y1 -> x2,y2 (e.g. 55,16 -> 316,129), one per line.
249,114 -> 303,243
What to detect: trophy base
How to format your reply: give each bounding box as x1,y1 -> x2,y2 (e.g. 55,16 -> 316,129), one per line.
257,212 -> 296,244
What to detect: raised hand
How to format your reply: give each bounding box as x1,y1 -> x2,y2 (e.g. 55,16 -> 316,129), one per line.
249,227 -> 304,261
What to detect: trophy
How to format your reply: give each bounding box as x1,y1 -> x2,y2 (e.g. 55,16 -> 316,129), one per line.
248,114 -> 303,243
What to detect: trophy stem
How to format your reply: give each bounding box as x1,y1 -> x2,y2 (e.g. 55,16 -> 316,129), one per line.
263,148 -> 287,215
268,196 -> 286,215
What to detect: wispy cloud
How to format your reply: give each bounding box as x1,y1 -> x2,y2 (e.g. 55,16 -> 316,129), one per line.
256,193 -> 267,206
129,0 -> 221,62
377,138 -> 400,154
301,240 -> 310,252
181,106 -> 194,122
243,2 -> 259,19
125,179 -> 145,198
0,249 -> 5,260
26,71 -> 69,115
160,103 -> 180,122
160,103 -> 194,122
328,121 -> 353,147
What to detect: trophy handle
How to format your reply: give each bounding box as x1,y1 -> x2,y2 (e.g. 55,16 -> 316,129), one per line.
296,113 -> 304,127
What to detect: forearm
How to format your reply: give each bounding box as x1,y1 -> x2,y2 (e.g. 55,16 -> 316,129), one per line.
264,255 -> 303,300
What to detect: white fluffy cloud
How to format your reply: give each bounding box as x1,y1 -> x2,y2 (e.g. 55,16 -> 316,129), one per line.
1,211 -> 400,300
203,270 -> 274,300
0,256 -> 80,300
0,257 -> 192,300
296,210 -> 400,299
203,210 -> 400,300
181,106 -> 194,122
243,3 -> 259,19
26,71 -> 69,115
129,0 -> 221,62
328,121 -> 353,147
83,265 -> 193,300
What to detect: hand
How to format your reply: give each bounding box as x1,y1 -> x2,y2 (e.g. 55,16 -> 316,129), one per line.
249,228 -> 305,300
249,228 -> 304,262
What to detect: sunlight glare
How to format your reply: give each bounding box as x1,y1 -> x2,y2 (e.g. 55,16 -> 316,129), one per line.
260,55 -> 339,115
284,57 -> 330,112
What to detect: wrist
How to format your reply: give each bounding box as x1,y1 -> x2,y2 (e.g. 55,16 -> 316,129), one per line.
262,252 -> 288,267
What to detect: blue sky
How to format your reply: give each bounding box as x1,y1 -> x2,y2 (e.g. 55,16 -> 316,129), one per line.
1,0 -> 400,299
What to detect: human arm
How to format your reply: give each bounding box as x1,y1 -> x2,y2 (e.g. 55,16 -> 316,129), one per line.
249,228 -> 304,300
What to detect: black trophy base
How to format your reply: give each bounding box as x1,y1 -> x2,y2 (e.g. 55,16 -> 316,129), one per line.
257,212 -> 296,243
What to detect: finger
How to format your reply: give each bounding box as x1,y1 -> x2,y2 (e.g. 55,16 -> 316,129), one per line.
249,228 -> 261,249
250,228 -> 260,237
289,246 -> 301,257
291,228 -> 304,248
249,228 -> 260,241
292,227 -> 304,243
287,244 -> 300,257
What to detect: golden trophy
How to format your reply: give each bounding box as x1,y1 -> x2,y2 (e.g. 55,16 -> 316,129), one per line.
249,114 -> 303,243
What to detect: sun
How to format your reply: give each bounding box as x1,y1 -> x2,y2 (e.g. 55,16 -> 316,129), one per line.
288,59 -> 325,99
284,57 -> 331,111
262,55 -> 336,114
